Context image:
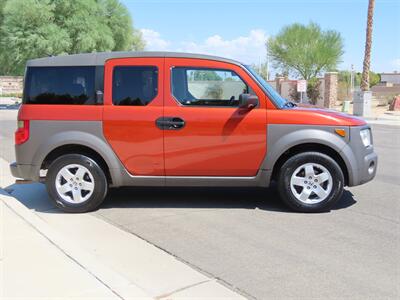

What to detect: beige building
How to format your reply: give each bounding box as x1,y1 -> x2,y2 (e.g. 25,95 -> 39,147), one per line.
380,72 -> 400,85
371,72 -> 400,105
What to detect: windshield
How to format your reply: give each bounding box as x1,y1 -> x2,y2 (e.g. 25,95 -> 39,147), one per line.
244,65 -> 287,108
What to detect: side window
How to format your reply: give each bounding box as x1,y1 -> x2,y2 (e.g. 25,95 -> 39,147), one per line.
24,66 -> 96,105
112,66 -> 158,106
171,67 -> 248,107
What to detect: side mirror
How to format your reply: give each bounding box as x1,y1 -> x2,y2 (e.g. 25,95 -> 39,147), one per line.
95,90 -> 103,104
239,93 -> 258,110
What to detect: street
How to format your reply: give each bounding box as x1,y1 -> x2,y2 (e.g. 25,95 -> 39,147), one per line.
0,109 -> 399,299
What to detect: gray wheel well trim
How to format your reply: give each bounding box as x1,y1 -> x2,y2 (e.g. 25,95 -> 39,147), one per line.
262,127 -> 357,185
33,131 -> 124,186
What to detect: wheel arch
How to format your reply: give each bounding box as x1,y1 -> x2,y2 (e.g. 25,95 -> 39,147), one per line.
42,144 -> 113,184
34,130 -> 124,186
264,126 -> 356,186
270,143 -> 349,186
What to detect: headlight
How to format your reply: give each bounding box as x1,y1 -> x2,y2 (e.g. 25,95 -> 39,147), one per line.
360,129 -> 372,147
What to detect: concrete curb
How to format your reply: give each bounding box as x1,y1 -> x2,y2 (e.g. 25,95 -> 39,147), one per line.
0,157 -> 246,299
1,189 -> 151,299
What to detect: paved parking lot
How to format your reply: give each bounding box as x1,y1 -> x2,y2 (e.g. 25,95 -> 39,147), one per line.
1,110 -> 399,299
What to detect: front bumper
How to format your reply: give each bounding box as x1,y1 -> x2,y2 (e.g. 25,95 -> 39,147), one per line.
10,162 -> 39,181
345,126 -> 378,187
355,150 -> 377,185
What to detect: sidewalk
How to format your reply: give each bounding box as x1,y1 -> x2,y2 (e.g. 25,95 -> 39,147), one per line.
0,97 -> 20,110
364,112 -> 400,126
1,194 -> 143,299
331,104 -> 400,126
0,157 -> 246,299
0,97 -> 20,105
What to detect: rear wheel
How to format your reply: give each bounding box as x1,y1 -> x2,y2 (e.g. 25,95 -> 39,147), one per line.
46,154 -> 108,213
277,152 -> 344,212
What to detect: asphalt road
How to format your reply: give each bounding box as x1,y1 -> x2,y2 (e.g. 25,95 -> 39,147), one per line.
0,110 -> 18,163
0,109 -> 399,299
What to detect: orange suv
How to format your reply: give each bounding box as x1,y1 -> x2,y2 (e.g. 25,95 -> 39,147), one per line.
10,52 -> 377,213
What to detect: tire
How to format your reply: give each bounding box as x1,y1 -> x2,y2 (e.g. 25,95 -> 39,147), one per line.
277,151 -> 344,213
46,154 -> 108,213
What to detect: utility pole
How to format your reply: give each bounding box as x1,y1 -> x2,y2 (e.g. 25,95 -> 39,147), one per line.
350,64 -> 355,97
265,39 -> 269,80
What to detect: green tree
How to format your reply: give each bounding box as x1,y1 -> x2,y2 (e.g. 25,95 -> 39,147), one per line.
251,62 -> 269,81
132,28 -> 146,51
192,70 -> 222,81
338,71 -> 380,88
268,22 -> 344,80
353,71 -> 380,87
0,0 -> 6,74
98,0 -> 145,51
0,0 -> 144,75
306,78 -> 321,105
0,0 -> 70,75
337,70 -> 353,100
52,0 -> 114,53
368,72 -> 380,87
337,70 -> 380,101
0,0 -> 6,26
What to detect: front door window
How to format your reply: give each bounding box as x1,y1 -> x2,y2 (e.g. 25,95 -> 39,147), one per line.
171,67 -> 248,107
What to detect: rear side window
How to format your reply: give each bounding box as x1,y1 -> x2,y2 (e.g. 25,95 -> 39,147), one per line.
24,66 -> 96,105
112,66 -> 158,106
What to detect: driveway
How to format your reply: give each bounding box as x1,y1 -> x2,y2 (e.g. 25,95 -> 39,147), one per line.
0,110 -> 399,299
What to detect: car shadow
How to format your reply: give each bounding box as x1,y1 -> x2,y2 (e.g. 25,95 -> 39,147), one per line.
4,182 -> 357,214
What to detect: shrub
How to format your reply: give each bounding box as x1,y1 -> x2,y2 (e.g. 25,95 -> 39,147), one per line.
306,78 -> 321,105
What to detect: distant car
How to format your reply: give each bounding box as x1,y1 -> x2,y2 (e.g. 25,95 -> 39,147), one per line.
10,52 -> 377,213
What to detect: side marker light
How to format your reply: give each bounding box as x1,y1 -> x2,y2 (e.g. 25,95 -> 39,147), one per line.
335,128 -> 346,137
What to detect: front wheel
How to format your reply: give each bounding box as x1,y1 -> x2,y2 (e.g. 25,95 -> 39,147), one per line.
277,152 -> 344,213
46,154 -> 108,213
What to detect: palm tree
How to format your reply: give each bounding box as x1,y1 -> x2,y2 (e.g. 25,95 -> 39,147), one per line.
361,0 -> 375,91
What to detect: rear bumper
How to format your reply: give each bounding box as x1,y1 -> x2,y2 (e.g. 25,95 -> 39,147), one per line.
10,162 -> 39,181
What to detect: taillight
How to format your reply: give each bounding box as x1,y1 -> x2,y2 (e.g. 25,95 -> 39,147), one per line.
15,120 -> 30,145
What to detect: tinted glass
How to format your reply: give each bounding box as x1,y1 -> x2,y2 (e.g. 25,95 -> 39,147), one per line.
112,66 -> 158,106
171,67 -> 248,107
24,66 -> 96,105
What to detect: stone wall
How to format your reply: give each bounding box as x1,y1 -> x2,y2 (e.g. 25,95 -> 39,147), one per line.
0,76 -> 23,95
266,72 -> 337,108
323,72 -> 337,108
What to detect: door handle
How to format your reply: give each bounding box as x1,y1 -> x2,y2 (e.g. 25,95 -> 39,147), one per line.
170,117 -> 185,129
156,117 -> 185,130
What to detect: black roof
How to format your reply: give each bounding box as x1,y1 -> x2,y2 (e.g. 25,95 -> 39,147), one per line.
26,51 -> 243,67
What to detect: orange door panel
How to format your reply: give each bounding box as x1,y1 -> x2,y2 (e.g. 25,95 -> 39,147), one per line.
164,58 -> 267,176
103,58 -> 164,176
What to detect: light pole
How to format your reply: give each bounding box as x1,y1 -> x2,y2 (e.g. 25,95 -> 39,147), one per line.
350,64 -> 354,98
265,39 -> 269,80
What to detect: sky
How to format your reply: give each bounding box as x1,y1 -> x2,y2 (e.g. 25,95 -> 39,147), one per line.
122,0 -> 400,75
